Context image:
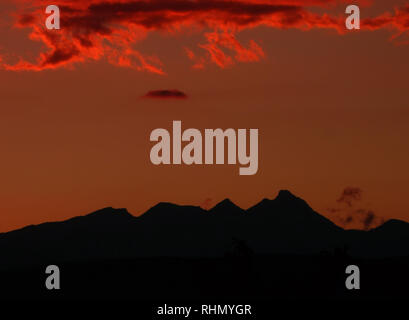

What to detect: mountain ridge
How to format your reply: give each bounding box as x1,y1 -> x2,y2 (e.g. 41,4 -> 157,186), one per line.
0,190 -> 408,268
2,189 -> 408,235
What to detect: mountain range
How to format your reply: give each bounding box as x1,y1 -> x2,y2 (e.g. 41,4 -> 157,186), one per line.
1,190 -> 408,269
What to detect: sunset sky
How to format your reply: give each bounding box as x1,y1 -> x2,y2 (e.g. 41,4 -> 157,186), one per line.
0,0 -> 408,232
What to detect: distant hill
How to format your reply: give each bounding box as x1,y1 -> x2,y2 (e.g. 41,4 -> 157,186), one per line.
0,190 -> 408,269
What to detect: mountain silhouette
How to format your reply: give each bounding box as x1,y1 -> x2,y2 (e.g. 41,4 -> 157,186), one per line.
209,198 -> 245,217
0,190 -> 408,269
1,189 -> 409,300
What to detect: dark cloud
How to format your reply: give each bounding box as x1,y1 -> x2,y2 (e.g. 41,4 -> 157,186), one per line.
329,187 -> 385,230
143,89 -> 188,99
337,187 -> 362,207
344,215 -> 353,224
359,209 -> 375,230
339,209 -> 383,231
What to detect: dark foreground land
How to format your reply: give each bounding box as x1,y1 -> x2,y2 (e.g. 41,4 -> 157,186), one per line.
1,254 -> 408,300
1,191 -> 408,301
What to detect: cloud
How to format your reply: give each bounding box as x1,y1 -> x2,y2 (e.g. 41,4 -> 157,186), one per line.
329,187 -> 384,230
1,0 -> 409,72
198,31 -> 265,68
143,89 -> 188,99
336,187 -> 362,207
355,209 -> 376,230
340,209 -> 384,231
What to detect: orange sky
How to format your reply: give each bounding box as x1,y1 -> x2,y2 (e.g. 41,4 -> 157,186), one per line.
0,0 -> 408,232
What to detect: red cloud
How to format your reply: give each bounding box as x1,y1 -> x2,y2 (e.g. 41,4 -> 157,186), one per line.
1,0 -> 408,73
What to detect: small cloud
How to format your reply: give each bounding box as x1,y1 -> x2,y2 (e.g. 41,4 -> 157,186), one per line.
143,90 -> 188,100
360,210 -> 376,230
344,216 -> 354,224
337,187 -> 362,207
328,187 -> 384,230
356,209 -> 385,231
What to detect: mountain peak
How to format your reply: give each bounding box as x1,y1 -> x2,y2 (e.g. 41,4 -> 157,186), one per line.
84,207 -> 133,219
141,202 -> 206,221
209,198 -> 244,216
275,190 -> 299,201
212,198 -> 236,209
